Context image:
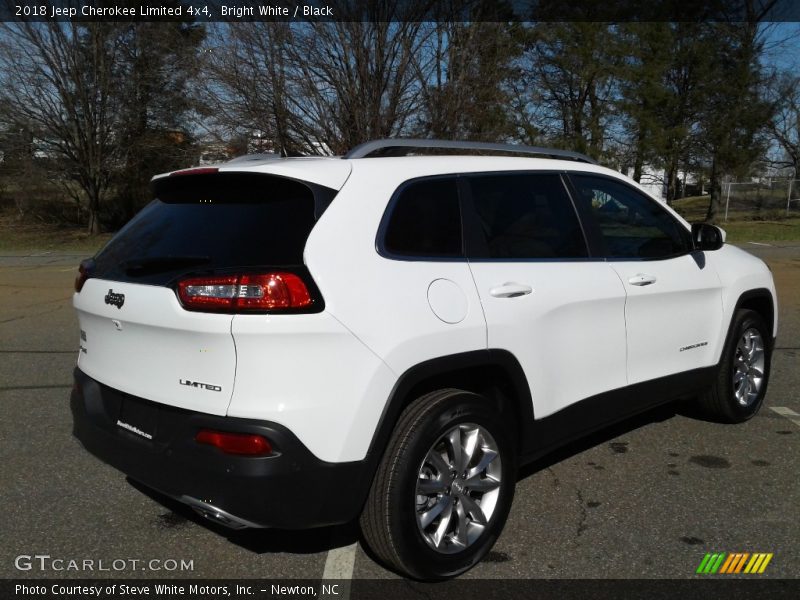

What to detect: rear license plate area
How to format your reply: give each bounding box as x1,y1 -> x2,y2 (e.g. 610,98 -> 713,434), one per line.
117,396 -> 158,441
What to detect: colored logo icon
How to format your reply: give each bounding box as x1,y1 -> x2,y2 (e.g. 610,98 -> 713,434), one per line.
696,552 -> 773,574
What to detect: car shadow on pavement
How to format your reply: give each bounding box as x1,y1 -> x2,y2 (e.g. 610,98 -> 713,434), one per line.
127,478 -> 359,555
517,400 -> 687,481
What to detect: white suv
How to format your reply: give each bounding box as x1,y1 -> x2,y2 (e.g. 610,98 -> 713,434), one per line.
71,139 -> 777,580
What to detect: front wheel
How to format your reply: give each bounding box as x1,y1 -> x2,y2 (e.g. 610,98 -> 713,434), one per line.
698,309 -> 772,423
359,389 -> 516,580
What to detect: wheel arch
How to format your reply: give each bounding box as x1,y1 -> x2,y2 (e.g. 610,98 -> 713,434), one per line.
365,350 -> 534,470
715,288 -> 775,365
736,288 -> 775,340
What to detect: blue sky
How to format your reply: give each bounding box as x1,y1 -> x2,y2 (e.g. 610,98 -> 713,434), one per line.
761,22 -> 800,71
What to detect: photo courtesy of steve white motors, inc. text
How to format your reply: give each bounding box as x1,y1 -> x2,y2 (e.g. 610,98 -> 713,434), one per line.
14,583 -> 248,597
14,583 -> 336,597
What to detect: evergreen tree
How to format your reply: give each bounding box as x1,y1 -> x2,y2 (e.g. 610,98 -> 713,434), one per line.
519,22 -> 620,159
699,22 -> 775,222
112,21 -> 205,225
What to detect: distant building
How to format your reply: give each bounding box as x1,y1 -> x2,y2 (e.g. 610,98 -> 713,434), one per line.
32,137 -> 59,160
622,164 -> 704,203
198,143 -> 234,165
248,133 -> 275,155
197,133 -> 331,164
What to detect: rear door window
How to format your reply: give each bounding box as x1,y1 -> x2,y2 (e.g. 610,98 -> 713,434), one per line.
466,173 -> 588,259
92,173 -> 323,285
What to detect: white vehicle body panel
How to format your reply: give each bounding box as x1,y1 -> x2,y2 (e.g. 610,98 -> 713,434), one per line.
227,312 -> 396,463
706,244 -> 779,342
468,262 -> 627,418
74,278 -> 235,416
609,255 -> 725,385
305,160 -> 490,374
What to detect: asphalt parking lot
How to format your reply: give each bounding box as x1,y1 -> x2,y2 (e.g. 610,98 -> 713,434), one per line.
1,244 -> 798,584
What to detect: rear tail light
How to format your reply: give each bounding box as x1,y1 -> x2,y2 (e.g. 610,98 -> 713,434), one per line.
177,272 -> 313,312
195,429 -> 273,456
74,259 -> 94,292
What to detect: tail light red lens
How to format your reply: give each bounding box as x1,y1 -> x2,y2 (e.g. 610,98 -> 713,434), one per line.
177,272 -> 313,312
74,259 -> 93,292
195,429 -> 273,456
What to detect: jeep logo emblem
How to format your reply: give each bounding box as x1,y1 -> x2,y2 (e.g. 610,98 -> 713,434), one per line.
104,289 -> 125,309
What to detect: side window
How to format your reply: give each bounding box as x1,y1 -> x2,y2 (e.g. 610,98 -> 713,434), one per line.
467,173 -> 588,259
382,178 -> 462,258
570,174 -> 691,259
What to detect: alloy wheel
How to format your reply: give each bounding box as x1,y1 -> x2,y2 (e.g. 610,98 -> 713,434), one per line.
733,327 -> 765,407
414,423 -> 502,554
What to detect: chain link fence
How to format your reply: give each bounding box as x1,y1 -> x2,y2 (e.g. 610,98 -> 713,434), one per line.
723,179 -> 800,221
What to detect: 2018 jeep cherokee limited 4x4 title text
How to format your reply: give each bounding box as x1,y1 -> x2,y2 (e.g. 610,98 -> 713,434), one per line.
71,139 -> 777,580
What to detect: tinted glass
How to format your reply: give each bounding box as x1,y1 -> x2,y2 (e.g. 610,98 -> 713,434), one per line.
383,178 -> 462,257
467,173 -> 587,259
92,173 -> 318,285
570,174 -> 690,259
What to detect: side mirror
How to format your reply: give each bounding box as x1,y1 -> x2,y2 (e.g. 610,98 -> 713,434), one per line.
691,223 -> 724,251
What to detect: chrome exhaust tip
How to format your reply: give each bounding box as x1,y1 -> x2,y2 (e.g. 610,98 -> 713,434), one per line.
179,495 -> 266,530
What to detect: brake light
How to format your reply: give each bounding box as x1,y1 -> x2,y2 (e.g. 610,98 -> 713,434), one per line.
196,429 -> 273,456
74,259 -> 93,292
170,167 -> 219,176
177,272 -> 313,312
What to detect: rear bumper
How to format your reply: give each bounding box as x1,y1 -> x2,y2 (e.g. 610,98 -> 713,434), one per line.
70,368 -> 370,529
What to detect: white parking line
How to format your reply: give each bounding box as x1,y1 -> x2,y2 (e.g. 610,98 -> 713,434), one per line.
322,542 -> 357,579
321,543 -> 357,599
770,406 -> 800,428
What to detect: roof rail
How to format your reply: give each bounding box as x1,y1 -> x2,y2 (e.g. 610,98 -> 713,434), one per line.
226,153 -> 281,164
343,138 -> 597,164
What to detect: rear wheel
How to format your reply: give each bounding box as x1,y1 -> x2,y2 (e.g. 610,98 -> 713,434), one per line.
360,389 -> 516,580
699,309 -> 772,423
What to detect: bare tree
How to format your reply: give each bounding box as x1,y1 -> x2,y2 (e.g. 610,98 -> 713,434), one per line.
769,71 -> 800,179
198,22 -> 298,154
0,21 -> 122,233
200,2 -> 432,155
284,18 -> 429,153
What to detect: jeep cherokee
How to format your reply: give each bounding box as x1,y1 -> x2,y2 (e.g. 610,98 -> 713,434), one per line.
71,139 -> 777,580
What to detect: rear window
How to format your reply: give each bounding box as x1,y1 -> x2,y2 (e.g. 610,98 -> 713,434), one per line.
92,173 -> 320,285
381,177 -> 462,258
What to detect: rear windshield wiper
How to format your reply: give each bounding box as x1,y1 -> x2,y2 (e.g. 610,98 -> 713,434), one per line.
122,255 -> 211,276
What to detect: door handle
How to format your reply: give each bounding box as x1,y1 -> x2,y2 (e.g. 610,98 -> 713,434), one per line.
489,283 -> 533,298
628,273 -> 657,286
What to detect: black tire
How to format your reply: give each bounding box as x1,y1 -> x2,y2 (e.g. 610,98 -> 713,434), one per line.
698,309 -> 772,423
359,388 -> 516,580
